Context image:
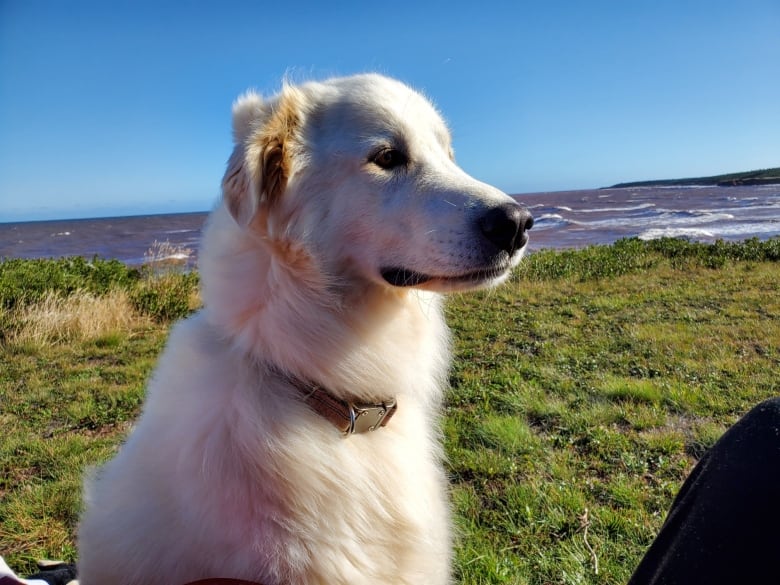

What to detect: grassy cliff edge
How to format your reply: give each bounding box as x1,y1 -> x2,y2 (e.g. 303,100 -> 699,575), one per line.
607,167 -> 780,188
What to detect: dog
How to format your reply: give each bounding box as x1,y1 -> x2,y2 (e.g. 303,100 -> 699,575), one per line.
77,73 -> 533,585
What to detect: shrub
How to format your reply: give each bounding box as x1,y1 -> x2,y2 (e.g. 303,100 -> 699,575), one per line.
517,236 -> 780,282
517,238 -> 658,281
130,272 -> 199,322
0,257 -> 139,309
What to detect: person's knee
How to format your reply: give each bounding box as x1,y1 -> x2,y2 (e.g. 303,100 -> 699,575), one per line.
714,397 -> 780,464
741,397 -> 780,428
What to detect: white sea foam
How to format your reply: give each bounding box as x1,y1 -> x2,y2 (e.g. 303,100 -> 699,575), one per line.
572,211 -> 736,230
52,231 -> 71,236
639,228 -> 715,240
712,203 -> 780,214
533,213 -> 569,231
640,221 -> 780,241
707,221 -> 780,237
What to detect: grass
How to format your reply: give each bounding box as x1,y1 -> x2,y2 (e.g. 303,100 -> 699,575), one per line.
8,289 -> 145,346
1,237 -> 779,583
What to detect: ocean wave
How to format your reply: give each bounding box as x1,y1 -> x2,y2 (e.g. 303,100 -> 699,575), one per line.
571,211 -> 736,230
569,203 -> 656,214
639,228 -> 715,241
51,231 -> 71,237
144,252 -> 192,265
706,221 -> 780,238
533,213 -> 571,231
712,203 -> 780,214
640,220 -> 780,242
664,211 -> 736,221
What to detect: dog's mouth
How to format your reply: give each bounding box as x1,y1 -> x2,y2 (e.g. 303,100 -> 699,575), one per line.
380,266 -> 509,289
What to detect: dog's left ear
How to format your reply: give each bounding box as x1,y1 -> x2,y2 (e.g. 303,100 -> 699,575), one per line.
223,88 -> 300,227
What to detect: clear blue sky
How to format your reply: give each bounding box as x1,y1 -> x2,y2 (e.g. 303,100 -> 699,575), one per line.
1,0 -> 778,221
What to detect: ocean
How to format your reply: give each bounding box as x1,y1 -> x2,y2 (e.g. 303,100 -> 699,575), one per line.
520,184 -> 780,249
1,185 -> 779,265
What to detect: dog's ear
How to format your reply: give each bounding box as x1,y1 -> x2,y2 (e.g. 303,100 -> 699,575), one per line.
222,89 -> 300,227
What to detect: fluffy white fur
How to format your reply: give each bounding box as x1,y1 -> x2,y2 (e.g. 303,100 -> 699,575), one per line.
78,74 -> 530,585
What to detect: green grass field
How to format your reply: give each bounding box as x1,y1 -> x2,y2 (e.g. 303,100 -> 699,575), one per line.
1,238 -> 779,584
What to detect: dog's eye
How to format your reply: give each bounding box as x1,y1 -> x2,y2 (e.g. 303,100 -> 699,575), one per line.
371,148 -> 408,170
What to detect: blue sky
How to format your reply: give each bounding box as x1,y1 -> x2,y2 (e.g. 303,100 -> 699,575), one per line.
1,0 -> 778,222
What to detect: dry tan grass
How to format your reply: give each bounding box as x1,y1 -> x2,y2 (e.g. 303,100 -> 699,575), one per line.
10,289 -> 147,345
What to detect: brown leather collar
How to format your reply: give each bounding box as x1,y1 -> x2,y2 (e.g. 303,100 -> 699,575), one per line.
279,370 -> 397,435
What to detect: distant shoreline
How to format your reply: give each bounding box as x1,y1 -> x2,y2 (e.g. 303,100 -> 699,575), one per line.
606,167 -> 780,189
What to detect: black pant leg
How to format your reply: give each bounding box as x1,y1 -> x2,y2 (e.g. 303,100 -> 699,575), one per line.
628,398 -> 780,585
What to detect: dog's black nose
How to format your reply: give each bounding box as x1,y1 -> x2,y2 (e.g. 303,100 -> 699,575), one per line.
478,203 -> 533,255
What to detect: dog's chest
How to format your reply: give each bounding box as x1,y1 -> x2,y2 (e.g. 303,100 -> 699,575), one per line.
215,400 -> 450,584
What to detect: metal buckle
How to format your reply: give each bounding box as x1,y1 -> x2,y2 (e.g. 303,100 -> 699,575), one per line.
347,398 -> 397,434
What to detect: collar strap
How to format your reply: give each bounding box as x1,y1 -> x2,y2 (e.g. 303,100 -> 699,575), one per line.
280,372 -> 397,435
305,389 -> 397,435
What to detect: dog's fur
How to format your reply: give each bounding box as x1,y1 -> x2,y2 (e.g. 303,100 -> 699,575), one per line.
78,74 -> 531,585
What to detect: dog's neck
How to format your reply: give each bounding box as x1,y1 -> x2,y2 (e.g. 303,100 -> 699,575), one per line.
199,206 -> 451,407
275,368 -> 398,435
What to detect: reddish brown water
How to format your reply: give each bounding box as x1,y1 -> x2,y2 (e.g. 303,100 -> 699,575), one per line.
1,185 -> 778,264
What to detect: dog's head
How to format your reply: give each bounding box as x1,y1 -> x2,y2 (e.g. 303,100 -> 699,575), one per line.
222,74 -> 532,293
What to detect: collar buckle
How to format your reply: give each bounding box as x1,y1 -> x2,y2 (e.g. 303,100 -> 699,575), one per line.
347,399 -> 398,434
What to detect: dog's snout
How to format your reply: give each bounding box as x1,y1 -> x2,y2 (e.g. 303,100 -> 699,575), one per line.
478,203 -> 533,255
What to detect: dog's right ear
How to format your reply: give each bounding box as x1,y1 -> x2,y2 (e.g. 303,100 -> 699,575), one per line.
222,89 -> 300,228
222,92 -> 264,227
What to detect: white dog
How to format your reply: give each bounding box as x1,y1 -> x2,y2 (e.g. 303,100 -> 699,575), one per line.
77,74 -> 532,585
